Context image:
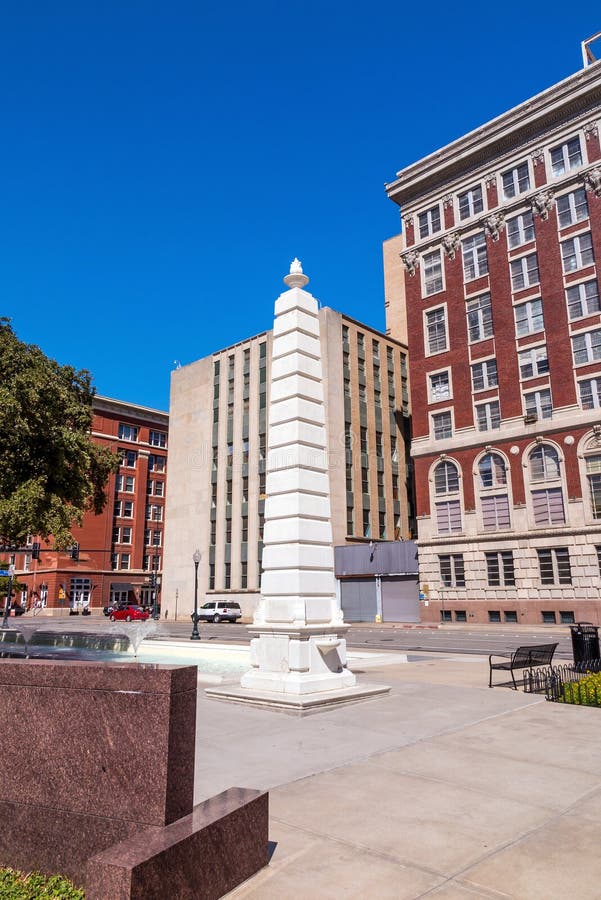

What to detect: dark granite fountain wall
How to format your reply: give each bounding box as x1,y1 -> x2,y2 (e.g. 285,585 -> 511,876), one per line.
0,659 -> 268,898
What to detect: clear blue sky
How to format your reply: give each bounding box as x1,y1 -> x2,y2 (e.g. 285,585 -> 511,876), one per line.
2,3 -> 600,411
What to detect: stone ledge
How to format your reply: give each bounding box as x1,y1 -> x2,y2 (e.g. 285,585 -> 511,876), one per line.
205,683 -> 391,715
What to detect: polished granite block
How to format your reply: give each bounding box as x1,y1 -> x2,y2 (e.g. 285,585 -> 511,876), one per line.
0,801 -> 160,884
0,660 -> 196,826
86,788 -> 270,900
0,660 -> 197,884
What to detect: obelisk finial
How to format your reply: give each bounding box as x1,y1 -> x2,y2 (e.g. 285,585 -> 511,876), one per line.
283,257 -> 309,289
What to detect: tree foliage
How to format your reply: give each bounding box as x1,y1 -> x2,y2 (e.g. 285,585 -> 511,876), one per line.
0,319 -> 119,548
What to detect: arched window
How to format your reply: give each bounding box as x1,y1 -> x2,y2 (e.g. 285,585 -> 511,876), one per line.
478,452 -> 507,489
433,460 -> 462,534
477,452 -> 510,530
435,460 -> 459,494
585,454 -> 601,518
528,444 -> 565,526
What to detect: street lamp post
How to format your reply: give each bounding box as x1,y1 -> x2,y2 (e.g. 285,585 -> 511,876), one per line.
191,549 -> 201,641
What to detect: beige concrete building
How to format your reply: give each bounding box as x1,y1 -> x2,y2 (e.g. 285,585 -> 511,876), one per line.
162,307 -> 411,619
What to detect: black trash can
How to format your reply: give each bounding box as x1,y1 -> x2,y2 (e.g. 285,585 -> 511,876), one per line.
570,622 -> 600,666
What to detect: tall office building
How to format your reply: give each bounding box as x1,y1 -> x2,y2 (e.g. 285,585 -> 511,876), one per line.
162,306 -> 411,620
385,59 -> 601,625
12,396 -> 168,613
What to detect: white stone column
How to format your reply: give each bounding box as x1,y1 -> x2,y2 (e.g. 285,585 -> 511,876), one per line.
207,261 -> 390,710
239,260 -> 355,695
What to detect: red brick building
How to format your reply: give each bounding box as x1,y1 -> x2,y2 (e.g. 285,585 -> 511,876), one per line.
11,396 -> 168,615
384,60 -> 601,625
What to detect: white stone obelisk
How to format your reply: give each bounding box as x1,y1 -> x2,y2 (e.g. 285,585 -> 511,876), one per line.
240,259 -> 356,696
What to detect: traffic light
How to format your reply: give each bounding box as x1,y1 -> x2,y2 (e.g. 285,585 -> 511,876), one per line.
149,572 -> 156,589
70,543 -> 80,561
32,542 -> 40,560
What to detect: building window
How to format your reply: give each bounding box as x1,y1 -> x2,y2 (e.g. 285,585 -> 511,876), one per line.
524,388 -> 552,420
505,611 -> 518,623
149,430 -> 167,448
124,476 -> 135,493
462,233 -> 488,281
418,205 -> 441,238
114,500 -> 122,517
486,551 -> 515,586
479,452 -> 507,488
560,611 -> 575,624
423,249 -> 443,295
429,370 -> 451,402
432,411 -> 452,440
346,506 -> 354,536
572,329 -> 601,366
118,424 -> 138,442
362,508 -> 371,539
566,280 -> 600,320
112,526 -> 120,544
538,548 -> 572,585
455,610 -> 467,623
441,610 -> 452,623
361,467 -> 369,494
471,359 -> 497,392
519,346 -> 549,380
241,561 -> 248,589
579,378 -> 601,410
550,136 -> 582,177
510,253 -> 539,291
120,553 -> 131,571
466,293 -> 493,342
357,332 -> 365,355
123,501 -> 133,517
434,460 -> 459,495
506,211 -> 535,249
530,444 -> 560,481
475,400 -> 501,431
561,232 -> 594,273
152,530 -> 161,547
149,454 -> 166,472
557,188 -> 588,228
224,563 -> 231,589
458,185 -> 483,220
122,527 -> 132,544
529,445 -> 565,525
426,307 -> 447,354
241,516 -> 248,542
439,554 -> 465,587
208,564 -> 215,591
532,487 -> 565,526
120,449 -> 137,468
379,511 -> 387,539
585,455 -> 601,518
154,481 -> 164,497
514,298 -> 544,336
436,500 -> 462,534
144,528 -> 151,546
502,162 -> 530,199
488,610 -> 501,623
481,493 -> 510,528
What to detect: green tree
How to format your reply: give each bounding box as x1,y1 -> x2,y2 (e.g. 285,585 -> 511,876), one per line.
0,319 -> 119,548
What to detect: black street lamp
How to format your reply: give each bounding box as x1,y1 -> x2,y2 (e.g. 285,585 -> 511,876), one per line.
191,549 -> 201,641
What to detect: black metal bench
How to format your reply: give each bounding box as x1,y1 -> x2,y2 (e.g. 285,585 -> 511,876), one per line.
489,642 -> 558,689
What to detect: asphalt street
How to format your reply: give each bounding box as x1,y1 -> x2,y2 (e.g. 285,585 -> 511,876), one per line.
11,615 -> 577,660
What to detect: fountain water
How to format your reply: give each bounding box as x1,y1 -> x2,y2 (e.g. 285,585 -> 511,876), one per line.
108,619 -> 158,660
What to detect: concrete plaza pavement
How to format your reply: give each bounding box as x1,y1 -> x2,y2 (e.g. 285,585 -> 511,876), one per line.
192,651 -> 601,899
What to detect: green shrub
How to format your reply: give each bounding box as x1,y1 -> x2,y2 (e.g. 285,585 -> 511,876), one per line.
0,868 -> 84,899
560,671 -> 601,707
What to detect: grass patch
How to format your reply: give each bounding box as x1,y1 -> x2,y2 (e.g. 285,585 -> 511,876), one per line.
0,868 -> 84,898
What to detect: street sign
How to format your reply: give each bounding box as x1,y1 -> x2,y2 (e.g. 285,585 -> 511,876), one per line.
0,570 -> 9,577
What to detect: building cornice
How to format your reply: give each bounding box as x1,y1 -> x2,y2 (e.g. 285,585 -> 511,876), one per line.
386,62 -> 601,208
93,395 -> 169,425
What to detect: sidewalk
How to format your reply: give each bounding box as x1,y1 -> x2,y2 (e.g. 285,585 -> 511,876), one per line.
192,651 -> 601,899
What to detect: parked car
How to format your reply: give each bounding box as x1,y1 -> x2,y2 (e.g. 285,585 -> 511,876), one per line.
109,605 -> 149,622
197,601 -> 242,623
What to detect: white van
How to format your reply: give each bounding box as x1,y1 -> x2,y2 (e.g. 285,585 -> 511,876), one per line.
197,600 -> 242,623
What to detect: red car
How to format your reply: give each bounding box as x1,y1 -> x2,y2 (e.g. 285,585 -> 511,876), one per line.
109,605 -> 150,623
